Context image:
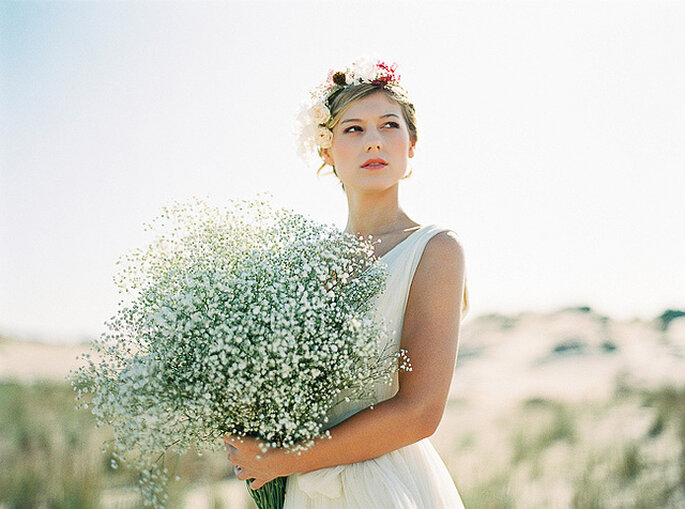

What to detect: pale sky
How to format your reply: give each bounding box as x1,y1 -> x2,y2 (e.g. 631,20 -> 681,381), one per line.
1,0 -> 683,344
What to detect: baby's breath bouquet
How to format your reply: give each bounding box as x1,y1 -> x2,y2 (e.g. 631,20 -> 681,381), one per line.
70,194 -> 407,508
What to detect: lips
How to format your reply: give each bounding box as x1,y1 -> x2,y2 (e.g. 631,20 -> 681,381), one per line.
362,158 -> 388,168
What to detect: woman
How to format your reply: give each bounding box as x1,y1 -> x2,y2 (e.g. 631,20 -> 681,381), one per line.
224,57 -> 469,508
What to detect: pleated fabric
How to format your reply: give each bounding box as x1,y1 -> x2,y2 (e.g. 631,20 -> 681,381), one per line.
283,225 -> 468,509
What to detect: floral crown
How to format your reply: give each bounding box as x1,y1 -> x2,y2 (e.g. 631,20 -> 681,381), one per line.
295,56 -> 408,165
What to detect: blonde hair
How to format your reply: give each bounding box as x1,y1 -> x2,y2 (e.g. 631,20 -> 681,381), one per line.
316,84 -> 418,189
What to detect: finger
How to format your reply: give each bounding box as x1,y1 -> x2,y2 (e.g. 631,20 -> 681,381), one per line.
222,434 -> 237,445
226,447 -> 241,464
250,479 -> 264,490
234,465 -> 248,481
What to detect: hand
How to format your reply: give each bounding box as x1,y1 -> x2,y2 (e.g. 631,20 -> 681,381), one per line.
233,465 -> 271,490
222,434 -> 292,490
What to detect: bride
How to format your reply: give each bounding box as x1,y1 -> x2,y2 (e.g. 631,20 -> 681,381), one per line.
224,57 -> 469,508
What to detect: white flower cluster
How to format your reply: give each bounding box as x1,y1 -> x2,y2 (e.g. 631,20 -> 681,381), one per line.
69,193 -> 405,507
294,56 -> 404,166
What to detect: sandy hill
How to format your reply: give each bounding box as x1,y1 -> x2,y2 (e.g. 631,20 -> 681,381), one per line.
451,307 -> 685,408
2,307 -> 683,399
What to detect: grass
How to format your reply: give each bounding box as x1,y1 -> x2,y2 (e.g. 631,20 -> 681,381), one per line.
0,381 -> 107,508
616,441 -> 643,482
657,309 -> 685,331
460,473 -> 515,509
511,399 -> 576,464
499,388 -> 685,508
639,385 -> 685,489
0,380 -> 234,508
570,455 -> 606,509
457,432 -> 476,450
2,378 -> 684,508
570,444 -> 678,509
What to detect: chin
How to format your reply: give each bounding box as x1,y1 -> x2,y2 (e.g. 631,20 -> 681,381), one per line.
352,179 -> 402,193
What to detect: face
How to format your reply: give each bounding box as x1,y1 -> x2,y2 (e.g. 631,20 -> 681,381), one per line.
322,91 -> 416,193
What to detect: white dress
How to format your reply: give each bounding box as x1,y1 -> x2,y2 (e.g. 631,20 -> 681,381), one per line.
284,224 -> 469,509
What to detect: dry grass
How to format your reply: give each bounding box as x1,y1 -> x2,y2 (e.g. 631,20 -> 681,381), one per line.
0,381 -> 241,508
1,379 -> 684,508
432,381 -> 685,508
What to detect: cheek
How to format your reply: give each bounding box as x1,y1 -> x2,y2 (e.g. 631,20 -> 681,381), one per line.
395,135 -> 413,154
332,138 -> 355,163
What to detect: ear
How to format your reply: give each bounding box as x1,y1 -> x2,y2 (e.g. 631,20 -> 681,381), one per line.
408,140 -> 416,158
321,147 -> 334,167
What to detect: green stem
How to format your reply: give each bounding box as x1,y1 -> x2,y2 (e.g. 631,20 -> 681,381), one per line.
245,476 -> 287,509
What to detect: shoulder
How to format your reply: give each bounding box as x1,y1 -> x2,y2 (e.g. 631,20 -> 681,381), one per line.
419,229 -> 466,276
425,229 -> 465,256
406,228 -> 466,308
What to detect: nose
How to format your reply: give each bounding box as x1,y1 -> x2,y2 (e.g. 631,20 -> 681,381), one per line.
365,131 -> 382,152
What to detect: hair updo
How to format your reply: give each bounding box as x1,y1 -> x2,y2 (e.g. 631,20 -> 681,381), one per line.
315,83 -> 418,186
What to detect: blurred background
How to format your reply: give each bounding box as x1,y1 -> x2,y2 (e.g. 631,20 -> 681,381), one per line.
1,0 -> 683,507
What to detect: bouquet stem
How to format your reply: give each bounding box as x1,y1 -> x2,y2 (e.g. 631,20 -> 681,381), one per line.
246,476 -> 287,509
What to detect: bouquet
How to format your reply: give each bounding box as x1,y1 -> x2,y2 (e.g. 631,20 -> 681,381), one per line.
69,194 -> 409,508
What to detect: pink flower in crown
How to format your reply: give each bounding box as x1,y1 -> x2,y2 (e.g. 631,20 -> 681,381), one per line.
373,60 -> 401,85
324,68 -> 336,88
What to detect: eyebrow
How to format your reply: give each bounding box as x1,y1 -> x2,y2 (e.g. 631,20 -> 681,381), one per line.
340,113 -> 400,125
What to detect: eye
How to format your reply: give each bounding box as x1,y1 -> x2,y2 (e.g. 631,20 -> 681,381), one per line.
344,125 -> 362,133
343,121 -> 399,133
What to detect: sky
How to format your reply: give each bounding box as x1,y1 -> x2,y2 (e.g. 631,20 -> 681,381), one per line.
1,0 -> 683,344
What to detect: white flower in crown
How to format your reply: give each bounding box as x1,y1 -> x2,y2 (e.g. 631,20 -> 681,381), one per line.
294,101 -> 324,164
346,56 -> 378,85
311,102 -> 331,125
315,125 -> 333,149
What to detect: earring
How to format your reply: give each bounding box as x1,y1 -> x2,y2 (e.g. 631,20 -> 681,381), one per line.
401,163 -> 413,180
332,165 -> 345,191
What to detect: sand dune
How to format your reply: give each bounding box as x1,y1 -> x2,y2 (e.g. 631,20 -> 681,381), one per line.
0,338 -> 89,383
450,309 -> 685,406
2,308 -> 684,398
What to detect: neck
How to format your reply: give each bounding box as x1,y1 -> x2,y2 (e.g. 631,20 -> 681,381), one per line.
343,184 -> 414,238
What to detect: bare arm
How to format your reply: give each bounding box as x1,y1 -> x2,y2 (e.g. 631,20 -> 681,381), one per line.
226,232 -> 467,485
